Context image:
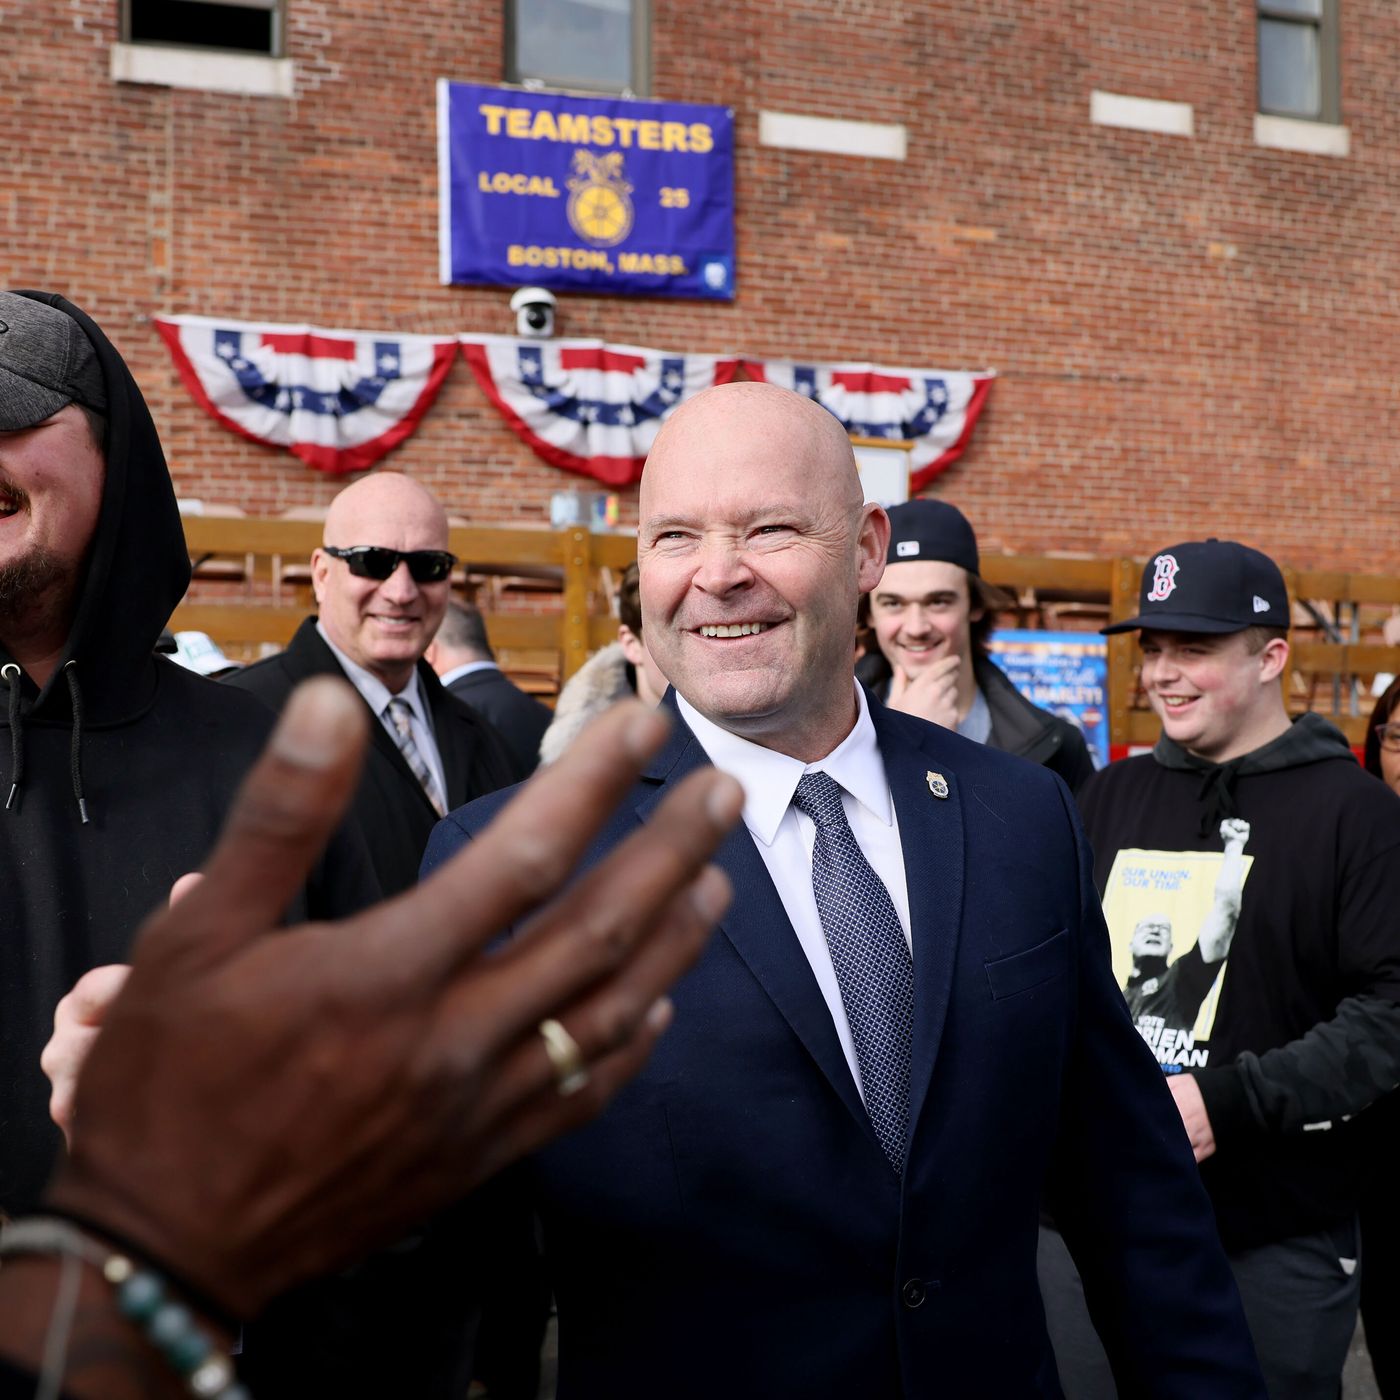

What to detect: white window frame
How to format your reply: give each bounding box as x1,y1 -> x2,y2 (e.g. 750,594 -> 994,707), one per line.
505,0 -> 650,97
1256,0 -> 1341,126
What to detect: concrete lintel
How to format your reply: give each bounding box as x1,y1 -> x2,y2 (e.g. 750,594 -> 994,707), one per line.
111,42 -> 293,98
1090,90 -> 1194,138
758,110 -> 907,161
1254,114 -> 1350,157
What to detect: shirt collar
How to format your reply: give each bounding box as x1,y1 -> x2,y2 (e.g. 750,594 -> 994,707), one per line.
316,620 -> 430,726
676,682 -> 892,847
439,659 -> 500,689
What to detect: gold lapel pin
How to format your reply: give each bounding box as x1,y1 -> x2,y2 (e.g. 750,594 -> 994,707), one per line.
926,771 -> 949,799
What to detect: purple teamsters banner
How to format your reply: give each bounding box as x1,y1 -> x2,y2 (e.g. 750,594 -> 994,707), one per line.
438,81 -> 735,300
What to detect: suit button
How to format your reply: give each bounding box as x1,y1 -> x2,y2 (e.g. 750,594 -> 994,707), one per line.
902,1279 -> 926,1309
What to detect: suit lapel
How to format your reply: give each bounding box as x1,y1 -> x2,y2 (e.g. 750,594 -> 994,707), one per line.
281,616 -> 337,684
294,619 -> 442,817
638,701 -> 880,1149
422,662 -> 472,807
872,705 -> 967,1134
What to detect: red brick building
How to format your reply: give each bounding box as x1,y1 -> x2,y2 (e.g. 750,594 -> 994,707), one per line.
6,1 -> 1396,571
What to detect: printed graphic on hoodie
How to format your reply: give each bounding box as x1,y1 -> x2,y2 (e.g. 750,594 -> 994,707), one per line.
1102,819 -> 1254,1071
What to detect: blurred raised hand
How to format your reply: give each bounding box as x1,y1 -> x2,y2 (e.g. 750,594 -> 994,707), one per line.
43,677 -> 741,1320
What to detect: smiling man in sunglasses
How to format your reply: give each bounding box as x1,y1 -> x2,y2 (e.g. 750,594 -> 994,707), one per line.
39,460 -> 528,1393
223,471 -> 525,1394
228,472 -> 517,899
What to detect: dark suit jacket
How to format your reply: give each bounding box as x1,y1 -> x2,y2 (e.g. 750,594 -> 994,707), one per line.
446,665 -> 552,777
228,616 -> 518,896
425,698 -> 1263,1400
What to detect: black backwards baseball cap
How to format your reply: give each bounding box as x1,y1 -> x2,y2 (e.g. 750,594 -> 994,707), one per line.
0,291 -> 107,431
1102,538 -> 1290,635
884,498 -> 980,576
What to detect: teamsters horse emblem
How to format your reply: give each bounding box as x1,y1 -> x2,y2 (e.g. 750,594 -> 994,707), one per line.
566,150 -> 635,248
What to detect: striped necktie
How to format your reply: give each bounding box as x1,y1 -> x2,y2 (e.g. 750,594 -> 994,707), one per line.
385,696 -> 445,817
792,770 -> 914,1173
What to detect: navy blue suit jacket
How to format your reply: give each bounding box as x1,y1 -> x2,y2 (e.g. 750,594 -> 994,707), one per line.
424,698 -> 1263,1399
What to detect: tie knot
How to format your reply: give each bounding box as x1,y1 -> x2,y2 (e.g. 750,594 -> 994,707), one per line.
386,696 -> 413,728
793,770 -> 847,829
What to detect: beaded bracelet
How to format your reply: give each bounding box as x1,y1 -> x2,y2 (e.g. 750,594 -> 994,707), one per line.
0,1216 -> 251,1399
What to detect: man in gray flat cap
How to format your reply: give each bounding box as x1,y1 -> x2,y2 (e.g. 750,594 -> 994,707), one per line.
0,290 -> 386,1396
0,289 -> 377,1209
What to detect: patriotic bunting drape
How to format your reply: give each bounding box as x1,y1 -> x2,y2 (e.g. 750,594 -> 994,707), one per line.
459,336 -> 742,486
155,317 -> 993,488
741,360 -> 995,492
154,315 -> 460,474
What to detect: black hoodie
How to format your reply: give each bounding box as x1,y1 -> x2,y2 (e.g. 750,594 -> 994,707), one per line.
1077,713 -> 1400,1250
0,291 -> 378,1216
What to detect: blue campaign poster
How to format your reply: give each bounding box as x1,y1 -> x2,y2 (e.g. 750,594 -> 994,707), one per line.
437,80 -> 735,300
986,629 -> 1109,769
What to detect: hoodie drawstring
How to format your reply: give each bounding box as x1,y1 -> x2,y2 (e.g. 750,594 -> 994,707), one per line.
2,661 -> 90,823
63,661 -> 89,825
3,663 -> 22,811
1194,761 -> 1243,838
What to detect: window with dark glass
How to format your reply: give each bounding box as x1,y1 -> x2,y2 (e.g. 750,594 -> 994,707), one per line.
506,0 -> 649,95
123,0 -> 282,57
1257,0 -> 1340,123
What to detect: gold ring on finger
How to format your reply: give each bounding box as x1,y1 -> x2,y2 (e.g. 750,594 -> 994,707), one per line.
538,1018 -> 589,1097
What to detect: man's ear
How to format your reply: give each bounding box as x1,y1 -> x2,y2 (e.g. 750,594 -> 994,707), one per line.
856,504 -> 890,594
965,572 -> 985,626
310,547 -> 330,607
617,624 -> 646,668
1259,636 -> 1290,686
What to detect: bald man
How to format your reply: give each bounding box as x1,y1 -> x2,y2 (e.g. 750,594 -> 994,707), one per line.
427,385 -> 1263,1399
229,473 -> 516,897
224,474 -> 526,1396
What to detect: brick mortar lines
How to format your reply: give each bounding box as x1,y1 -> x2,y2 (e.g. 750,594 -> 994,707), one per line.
6,0 -> 1399,571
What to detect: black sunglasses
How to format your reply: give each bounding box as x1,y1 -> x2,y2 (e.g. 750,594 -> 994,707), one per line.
323,545 -> 457,583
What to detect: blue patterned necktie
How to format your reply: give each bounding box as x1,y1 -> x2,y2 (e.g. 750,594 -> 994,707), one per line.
386,697 -> 445,817
793,770 -> 914,1173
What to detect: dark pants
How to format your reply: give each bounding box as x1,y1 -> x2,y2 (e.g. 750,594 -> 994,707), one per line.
1037,1222 -> 1360,1400
1358,1091 -> 1400,1398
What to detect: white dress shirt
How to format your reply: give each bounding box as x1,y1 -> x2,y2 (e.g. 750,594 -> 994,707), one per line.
676,683 -> 911,1101
316,622 -> 449,809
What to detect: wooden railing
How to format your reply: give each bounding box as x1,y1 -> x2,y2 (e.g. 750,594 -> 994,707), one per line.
173,520 -> 1400,745
176,519 -> 637,694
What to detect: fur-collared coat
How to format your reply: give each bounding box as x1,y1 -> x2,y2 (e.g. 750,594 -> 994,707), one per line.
538,642 -> 634,765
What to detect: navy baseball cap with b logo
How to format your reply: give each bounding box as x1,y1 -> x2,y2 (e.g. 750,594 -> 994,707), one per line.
1102,539 -> 1290,635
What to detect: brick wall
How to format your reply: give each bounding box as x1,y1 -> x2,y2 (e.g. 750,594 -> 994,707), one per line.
6,1 -> 1398,571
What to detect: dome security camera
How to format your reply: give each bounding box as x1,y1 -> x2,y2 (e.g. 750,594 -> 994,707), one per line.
510,287 -> 557,339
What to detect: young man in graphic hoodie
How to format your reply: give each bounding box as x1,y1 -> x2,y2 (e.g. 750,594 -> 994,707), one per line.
1039,538 -> 1400,1400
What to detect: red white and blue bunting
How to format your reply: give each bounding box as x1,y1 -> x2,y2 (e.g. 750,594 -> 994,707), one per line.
741,359 -> 995,492
460,337 -> 742,487
154,316 -> 993,487
154,315 -> 459,474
